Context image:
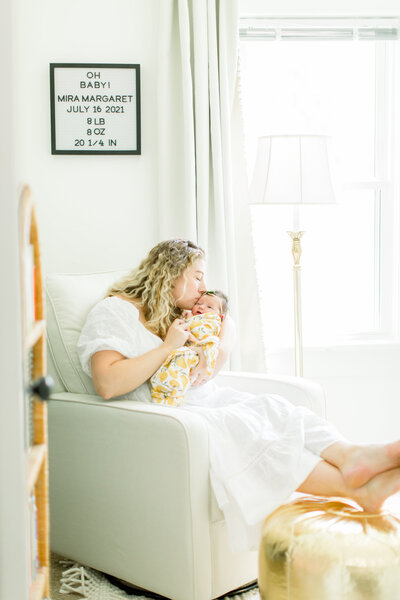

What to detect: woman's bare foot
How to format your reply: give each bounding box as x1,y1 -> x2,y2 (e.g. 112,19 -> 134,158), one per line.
352,468 -> 400,513
323,441 -> 400,488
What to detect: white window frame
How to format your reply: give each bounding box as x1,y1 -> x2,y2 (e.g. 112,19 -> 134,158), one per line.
239,16 -> 400,344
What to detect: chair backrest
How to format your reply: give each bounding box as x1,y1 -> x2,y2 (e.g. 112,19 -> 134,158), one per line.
46,271 -> 128,395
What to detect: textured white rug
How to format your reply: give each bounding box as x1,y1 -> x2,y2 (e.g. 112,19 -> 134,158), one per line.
55,558 -> 260,600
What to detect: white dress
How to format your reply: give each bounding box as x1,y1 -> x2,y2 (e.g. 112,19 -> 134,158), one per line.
77,296 -> 345,552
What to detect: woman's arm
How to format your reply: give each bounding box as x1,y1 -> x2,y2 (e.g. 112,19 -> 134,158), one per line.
212,314 -> 236,375
91,319 -> 194,399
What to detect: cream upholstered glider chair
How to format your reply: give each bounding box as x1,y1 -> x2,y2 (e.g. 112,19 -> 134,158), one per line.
46,271 -> 326,600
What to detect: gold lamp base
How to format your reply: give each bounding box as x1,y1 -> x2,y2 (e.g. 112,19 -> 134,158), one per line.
259,496 -> 400,600
288,231 -> 304,377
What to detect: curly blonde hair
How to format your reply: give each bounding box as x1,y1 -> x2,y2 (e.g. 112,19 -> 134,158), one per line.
107,239 -> 205,339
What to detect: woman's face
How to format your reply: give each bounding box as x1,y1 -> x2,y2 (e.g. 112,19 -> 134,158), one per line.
173,258 -> 207,309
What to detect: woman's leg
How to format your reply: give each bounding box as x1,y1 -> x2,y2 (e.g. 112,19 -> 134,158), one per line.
290,404 -> 400,488
298,459 -> 400,513
320,440 -> 400,487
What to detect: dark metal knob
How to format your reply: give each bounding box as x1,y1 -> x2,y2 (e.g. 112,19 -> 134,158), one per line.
29,375 -> 54,401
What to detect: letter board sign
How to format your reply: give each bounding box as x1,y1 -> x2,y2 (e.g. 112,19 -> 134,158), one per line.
50,63 -> 141,154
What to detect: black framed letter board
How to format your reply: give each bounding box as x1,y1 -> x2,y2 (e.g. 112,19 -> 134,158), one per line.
50,63 -> 141,155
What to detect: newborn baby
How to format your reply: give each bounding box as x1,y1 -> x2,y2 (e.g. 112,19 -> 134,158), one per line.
150,291 -> 228,406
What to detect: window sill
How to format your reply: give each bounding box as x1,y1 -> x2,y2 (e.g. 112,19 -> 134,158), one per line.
266,341 -> 400,379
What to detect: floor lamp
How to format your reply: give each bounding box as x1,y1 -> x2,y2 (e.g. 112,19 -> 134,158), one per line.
249,135 -> 336,377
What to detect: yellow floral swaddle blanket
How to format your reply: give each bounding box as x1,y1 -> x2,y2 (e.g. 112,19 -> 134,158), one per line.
151,313 -> 221,406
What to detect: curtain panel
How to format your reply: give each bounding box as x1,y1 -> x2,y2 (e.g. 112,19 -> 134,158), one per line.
157,0 -> 265,371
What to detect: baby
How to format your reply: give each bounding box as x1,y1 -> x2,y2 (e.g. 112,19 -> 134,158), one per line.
151,290 -> 228,406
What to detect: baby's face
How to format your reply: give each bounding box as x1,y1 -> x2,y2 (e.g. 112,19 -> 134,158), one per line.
192,294 -> 221,315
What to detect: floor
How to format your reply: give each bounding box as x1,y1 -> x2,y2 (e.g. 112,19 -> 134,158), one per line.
49,551 -> 260,600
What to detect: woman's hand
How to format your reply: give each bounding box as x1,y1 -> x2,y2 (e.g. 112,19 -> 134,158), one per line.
190,346 -> 211,386
163,318 -> 196,351
212,314 -> 236,376
91,318 -> 197,400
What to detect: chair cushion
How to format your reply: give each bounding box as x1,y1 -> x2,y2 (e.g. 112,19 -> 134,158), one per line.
46,271 -> 127,394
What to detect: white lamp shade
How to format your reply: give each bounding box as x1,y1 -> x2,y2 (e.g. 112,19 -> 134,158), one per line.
249,135 -> 336,205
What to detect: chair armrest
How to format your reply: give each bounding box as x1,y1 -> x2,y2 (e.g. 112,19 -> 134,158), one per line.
48,392 -> 213,599
215,371 -> 326,417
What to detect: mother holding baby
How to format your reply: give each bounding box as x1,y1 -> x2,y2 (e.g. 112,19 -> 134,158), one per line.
78,238 -> 400,552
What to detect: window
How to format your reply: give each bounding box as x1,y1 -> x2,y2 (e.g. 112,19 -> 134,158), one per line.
240,17 -> 400,348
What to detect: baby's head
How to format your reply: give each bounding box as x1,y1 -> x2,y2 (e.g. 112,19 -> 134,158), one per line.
191,290 -> 228,317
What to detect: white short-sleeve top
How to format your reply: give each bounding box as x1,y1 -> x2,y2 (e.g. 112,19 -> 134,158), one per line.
77,296 -> 163,403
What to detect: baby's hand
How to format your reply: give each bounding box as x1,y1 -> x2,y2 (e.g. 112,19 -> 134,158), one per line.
164,318 -> 191,350
182,310 -> 192,319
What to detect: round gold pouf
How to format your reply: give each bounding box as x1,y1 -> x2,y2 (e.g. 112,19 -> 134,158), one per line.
258,496 -> 400,600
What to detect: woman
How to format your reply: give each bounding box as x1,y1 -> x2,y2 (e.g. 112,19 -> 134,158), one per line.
78,239 -> 400,552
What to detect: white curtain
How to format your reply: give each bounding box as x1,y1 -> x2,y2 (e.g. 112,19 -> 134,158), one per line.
157,0 -> 265,371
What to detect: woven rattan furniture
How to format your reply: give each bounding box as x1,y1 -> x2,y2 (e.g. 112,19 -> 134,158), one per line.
19,185 -> 50,600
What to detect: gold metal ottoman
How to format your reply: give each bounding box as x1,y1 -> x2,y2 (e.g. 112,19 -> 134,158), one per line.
258,496 -> 400,600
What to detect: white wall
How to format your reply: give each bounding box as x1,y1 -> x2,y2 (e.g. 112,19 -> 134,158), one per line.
14,0 -> 160,275
268,345 -> 400,444
0,1 -> 30,597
